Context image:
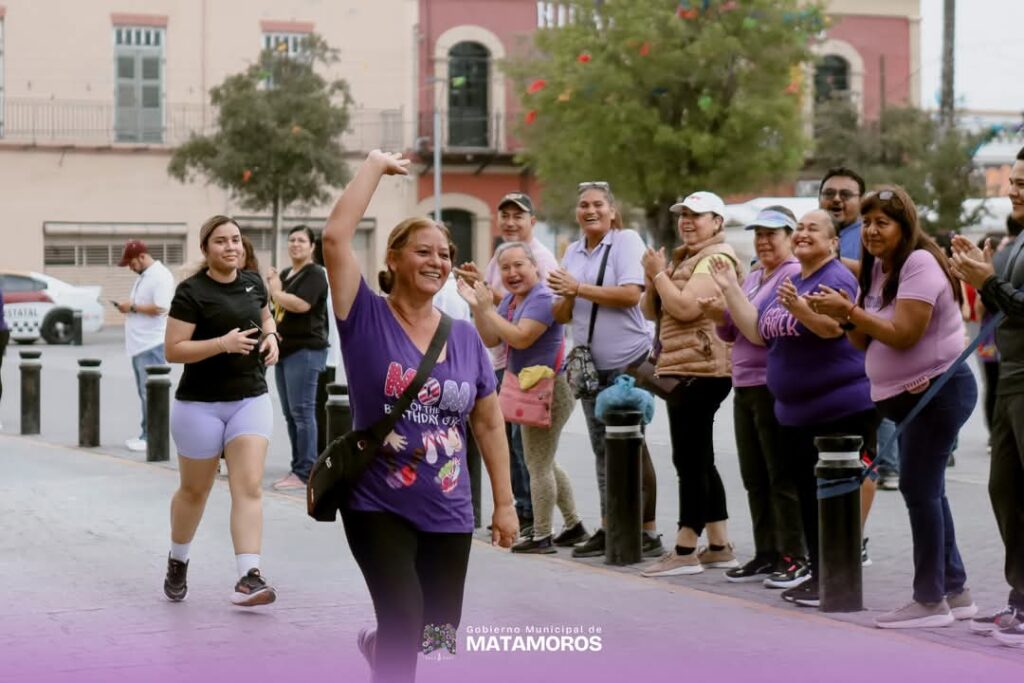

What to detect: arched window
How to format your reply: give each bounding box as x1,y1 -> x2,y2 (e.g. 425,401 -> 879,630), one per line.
814,55 -> 850,102
435,209 -> 475,266
448,42 -> 490,147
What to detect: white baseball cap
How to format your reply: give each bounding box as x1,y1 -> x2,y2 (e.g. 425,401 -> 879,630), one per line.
670,191 -> 726,217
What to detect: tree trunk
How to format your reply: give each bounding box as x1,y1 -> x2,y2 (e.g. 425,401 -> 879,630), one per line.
645,200 -> 677,249
271,192 -> 282,269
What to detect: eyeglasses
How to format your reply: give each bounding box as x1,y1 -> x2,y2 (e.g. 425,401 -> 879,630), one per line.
577,181 -> 610,193
864,189 -> 906,210
820,189 -> 860,201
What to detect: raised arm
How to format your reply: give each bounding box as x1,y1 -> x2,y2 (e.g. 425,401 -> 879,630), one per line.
708,256 -> 764,346
322,151 -> 410,320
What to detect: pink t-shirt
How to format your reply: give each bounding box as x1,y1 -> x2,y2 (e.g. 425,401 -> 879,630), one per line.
863,249 -> 965,401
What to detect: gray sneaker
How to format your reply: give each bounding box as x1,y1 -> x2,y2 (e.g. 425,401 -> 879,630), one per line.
875,600 -> 954,629
947,589 -> 978,620
641,551 -> 703,577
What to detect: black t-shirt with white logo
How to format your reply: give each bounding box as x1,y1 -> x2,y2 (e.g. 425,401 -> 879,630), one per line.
274,264 -> 329,358
169,269 -> 269,402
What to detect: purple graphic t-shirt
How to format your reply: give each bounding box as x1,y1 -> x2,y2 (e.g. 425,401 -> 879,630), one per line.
497,283 -> 565,375
757,259 -> 873,426
337,279 -> 496,533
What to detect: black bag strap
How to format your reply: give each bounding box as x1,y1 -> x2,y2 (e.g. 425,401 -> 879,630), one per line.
367,313 -> 452,442
585,238 -> 613,345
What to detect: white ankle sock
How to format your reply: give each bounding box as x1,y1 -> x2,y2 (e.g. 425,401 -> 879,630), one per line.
236,553 -> 260,578
170,542 -> 191,563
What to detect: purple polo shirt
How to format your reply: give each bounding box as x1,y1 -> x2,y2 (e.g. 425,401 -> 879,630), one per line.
717,256 -> 800,387
561,229 -> 652,370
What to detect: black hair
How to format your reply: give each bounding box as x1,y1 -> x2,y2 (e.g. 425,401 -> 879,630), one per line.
819,166 -> 866,196
1008,215 -> 1024,238
1017,145 -> 1024,161
288,224 -> 316,243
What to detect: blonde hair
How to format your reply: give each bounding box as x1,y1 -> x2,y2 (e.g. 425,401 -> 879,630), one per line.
378,218 -> 455,294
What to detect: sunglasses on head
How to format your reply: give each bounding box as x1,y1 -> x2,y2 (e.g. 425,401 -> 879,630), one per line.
820,189 -> 860,201
865,189 -> 903,205
577,181 -> 610,193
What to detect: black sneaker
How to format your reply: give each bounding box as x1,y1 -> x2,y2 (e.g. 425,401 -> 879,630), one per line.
726,555 -> 776,583
970,606 -> 1022,634
231,568 -> 277,607
782,577 -> 819,607
357,628 -> 376,666
862,537 -> 872,567
763,556 -> 810,589
572,528 -> 606,558
163,555 -> 188,602
512,535 -> 557,554
642,532 -> 665,558
553,521 -> 589,547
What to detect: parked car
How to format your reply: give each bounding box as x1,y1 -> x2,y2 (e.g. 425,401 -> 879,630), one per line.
0,271 -> 104,344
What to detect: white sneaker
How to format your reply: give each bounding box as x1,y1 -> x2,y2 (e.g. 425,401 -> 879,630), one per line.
125,438 -> 147,452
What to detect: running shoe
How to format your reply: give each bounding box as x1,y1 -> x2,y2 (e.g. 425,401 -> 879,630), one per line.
642,531 -> 665,558
572,528 -> 605,558
552,521 -> 588,547
947,589 -> 978,620
163,555 -> 188,602
697,543 -> 739,569
764,556 -> 810,589
970,606 -> 1022,634
726,555 -> 777,583
511,535 -> 557,554
231,568 -> 277,606
781,578 -> 819,607
875,600 -> 954,629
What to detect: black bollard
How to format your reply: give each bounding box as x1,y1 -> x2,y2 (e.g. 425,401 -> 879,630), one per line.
145,365 -> 172,462
815,435 -> 864,612
77,358 -> 101,447
604,409 -> 643,566
71,310 -> 83,346
19,350 -> 42,435
325,383 -> 352,443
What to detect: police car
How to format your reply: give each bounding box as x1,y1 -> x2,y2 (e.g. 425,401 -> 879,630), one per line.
0,271 -> 104,344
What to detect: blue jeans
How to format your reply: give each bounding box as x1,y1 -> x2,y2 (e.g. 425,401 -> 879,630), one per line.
878,364 -> 977,603
275,347 -> 328,482
496,369 -> 532,518
131,344 -> 166,439
875,418 -> 900,475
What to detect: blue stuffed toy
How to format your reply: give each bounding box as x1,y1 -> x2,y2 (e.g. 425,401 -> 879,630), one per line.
594,375 -> 655,425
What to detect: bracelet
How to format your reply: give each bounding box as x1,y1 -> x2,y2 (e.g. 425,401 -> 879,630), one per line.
574,283 -> 581,297
216,336 -> 227,353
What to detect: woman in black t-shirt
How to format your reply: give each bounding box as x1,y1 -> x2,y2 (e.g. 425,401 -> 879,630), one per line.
162,215 -> 281,608
267,225 -> 329,490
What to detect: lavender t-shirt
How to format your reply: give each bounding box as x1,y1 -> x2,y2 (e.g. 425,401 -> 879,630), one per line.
497,283 -> 564,375
717,256 -> 800,387
337,279 -> 496,533
758,259 -> 873,426
863,250 -> 965,401
562,229 -> 652,370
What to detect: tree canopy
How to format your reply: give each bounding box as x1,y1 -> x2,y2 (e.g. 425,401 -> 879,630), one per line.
168,35 -> 352,262
505,0 -> 825,244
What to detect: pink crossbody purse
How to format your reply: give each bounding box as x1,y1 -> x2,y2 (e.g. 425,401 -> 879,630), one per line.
498,299 -> 565,428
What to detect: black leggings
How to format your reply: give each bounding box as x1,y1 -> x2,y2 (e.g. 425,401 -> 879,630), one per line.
666,376 -> 733,534
341,508 -> 472,683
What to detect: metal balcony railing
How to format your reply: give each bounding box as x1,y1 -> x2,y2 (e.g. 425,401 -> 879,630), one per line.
0,98 -> 407,152
417,110 -> 523,154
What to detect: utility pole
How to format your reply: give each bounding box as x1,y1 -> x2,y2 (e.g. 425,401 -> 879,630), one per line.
940,0 -> 956,127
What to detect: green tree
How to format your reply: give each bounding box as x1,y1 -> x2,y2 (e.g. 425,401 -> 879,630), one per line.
505,0 -> 824,245
813,97 -> 993,234
168,35 -> 353,266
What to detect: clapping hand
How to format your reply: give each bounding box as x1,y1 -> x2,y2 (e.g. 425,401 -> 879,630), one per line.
777,278 -> 812,315
456,278 -> 493,312
696,295 -> 727,324
547,268 -> 581,298
642,247 -> 667,281
950,234 -> 996,289
805,285 -> 853,320
453,262 -> 482,287
707,255 -> 739,292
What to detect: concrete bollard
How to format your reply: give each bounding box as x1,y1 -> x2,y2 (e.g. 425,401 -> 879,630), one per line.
19,350 -> 42,435
145,365 -> 172,462
71,310 -> 83,346
604,409 -> 643,566
77,358 -> 101,447
325,384 -> 352,444
815,435 -> 864,613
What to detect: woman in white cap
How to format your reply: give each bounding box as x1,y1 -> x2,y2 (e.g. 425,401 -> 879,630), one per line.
700,206 -> 806,586
639,191 -> 742,578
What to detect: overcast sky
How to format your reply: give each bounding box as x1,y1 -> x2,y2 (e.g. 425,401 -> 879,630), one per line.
918,0 -> 1024,113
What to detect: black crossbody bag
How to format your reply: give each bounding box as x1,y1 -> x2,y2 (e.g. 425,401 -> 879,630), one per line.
307,313 -> 452,522
564,242 -> 612,399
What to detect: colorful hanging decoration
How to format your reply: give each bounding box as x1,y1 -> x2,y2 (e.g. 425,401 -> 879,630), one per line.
557,89 -> 573,103
242,169 -> 253,183
639,41 -> 651,57
450,75 -> 467,88
697,95 -> 713,111
527,79 -> 547,94
524,110 -> 538,125
577,52 -> 592,64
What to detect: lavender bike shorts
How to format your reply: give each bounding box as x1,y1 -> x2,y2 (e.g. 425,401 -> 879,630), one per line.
170,394 -> 273,459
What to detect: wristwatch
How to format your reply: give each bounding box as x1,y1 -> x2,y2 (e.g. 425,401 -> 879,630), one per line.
129,303 -> 137,314
839,320 -> 856,331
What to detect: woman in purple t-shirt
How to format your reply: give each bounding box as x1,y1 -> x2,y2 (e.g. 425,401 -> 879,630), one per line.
710,209 -> 879,608
809,187 -> 977,629
322,151 -> 517,683
459,241 -> 587,555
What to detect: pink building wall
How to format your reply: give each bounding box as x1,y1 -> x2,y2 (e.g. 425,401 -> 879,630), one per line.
827,14 -> 913,120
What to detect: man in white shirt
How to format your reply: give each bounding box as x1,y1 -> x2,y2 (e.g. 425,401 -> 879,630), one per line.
116,240 -> 175,452
455,192 -> 560,533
